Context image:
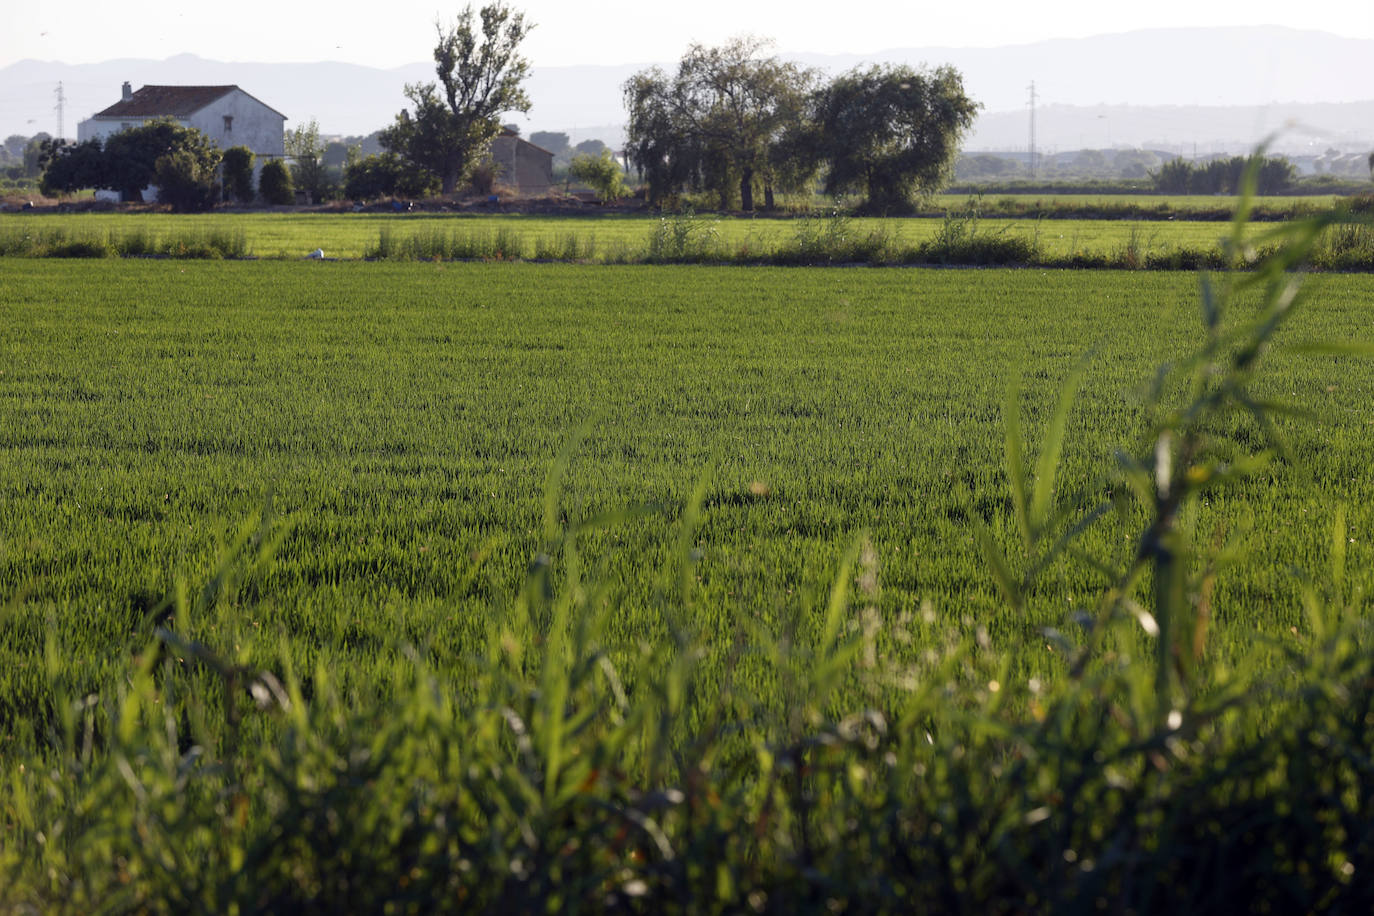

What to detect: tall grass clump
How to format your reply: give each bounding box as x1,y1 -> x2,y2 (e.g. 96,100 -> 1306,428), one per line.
772,210 -> 897,265
533,230 -> 596,261
643,209 -> 722,263
151,227 -> 251,259
2,159 -> 1374,913
0,225 -> 249,259
1311,221 -> 1374,270
917,196 -> 1040,265
365,225 -> 526,261
0,226 -> 113,258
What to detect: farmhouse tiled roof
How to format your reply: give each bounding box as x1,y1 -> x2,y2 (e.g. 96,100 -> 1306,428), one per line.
91,85 -> 286,120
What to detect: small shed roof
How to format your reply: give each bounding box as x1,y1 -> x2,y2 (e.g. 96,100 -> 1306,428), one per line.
91,85 -> 286,120
498,127 -> 555,157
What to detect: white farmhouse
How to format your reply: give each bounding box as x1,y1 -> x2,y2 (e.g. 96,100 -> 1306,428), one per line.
77,83 -> 286,200
79,83 -> 286,155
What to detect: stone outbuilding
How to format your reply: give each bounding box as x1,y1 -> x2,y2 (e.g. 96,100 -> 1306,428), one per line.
487,128 -> 555,195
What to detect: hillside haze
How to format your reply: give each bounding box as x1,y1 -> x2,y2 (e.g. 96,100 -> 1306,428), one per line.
2,26 -> 1371,153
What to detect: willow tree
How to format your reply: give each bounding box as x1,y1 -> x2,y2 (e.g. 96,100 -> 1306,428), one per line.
382,3 -> 533,195
624,37 -> 817,211
811,64 -> 979,214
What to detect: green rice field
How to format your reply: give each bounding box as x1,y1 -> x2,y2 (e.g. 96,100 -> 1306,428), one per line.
933,192 -> 1348,208
3,258 -> 1372,719
6,205 -> 1374,909
0,210 -> 1301,261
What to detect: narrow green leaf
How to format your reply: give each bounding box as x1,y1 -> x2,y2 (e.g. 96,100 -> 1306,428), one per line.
1332,503 -> 1347,603
1031,359 -> 1088,532
821,534 -> 866,654
972,516 -> 1021,611
1003,369 -> 1033,550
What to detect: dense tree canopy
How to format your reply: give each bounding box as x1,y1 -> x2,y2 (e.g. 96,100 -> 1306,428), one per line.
40,120 -> 221,206
624,37 -> 816,210
1150,155 -> 1295,195
382,3 -> 534,195
344,152 -> 439,200
625,43 -> 977,212
810,64 -> 979,214
38,139 -> 107,195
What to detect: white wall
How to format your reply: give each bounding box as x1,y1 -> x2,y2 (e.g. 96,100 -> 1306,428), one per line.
185,90 -> 284,157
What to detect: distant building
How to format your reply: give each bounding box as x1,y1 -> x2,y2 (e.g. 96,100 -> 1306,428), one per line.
79,83 -> 286,155
78,83 -> 286,200
487,128 -> 554,195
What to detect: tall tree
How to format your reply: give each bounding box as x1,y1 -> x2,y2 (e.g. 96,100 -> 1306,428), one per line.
38,139 -> 107,196
382,3 -> 534,195
623,69 -> 697,205
624,38 -> 816,211
811,64 -> 978,214
286,119 -> 331,201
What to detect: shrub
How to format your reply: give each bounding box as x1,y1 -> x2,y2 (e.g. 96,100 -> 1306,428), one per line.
44,236 -> 113,258
568,149 -> 630,202
644,208 -> 721,262
466,161 -> 499,196
155,150 -> 221,212
222,146 -> 255,203
918,196 -> 1040,265
258,159 -> 294,205
344,152 -> 437,200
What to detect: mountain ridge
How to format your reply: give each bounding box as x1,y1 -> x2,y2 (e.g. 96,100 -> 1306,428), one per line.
2,26 -> 1370,154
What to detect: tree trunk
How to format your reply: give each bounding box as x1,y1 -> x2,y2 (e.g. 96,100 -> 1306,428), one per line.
739,167 -> 754,212
442,150 -> 465,196
764,183 -> 775,210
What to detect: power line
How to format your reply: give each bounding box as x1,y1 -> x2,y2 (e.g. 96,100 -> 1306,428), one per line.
1027,80 -> 1037,178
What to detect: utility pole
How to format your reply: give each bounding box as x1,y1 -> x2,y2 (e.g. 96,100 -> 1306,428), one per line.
54,81 -> 66,140
1027,81 -> 1038,178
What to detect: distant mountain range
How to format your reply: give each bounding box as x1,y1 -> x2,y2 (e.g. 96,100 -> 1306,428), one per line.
2,26 -> 1371,154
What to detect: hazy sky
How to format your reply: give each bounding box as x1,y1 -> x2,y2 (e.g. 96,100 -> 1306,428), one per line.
5,0 -> 1373,69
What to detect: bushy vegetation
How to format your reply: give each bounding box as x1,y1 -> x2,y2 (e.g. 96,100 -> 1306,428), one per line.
221,146 -> 256,203
0,224 -> 249,258
625,39 -> 976,213
154,149 -> 221,213
363,224 -> 524,260
2,182 -> 1373,910
285,119 -> 336,203
344,152 -> 439,200
568,149 -> 630,202
1152,154 -> 1296,195
39,120 -> 222,204
258,159 -> 294,205
4,205 -> 1372,269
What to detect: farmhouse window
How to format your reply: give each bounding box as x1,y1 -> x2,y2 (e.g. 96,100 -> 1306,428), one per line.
223,116 -> 233,132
